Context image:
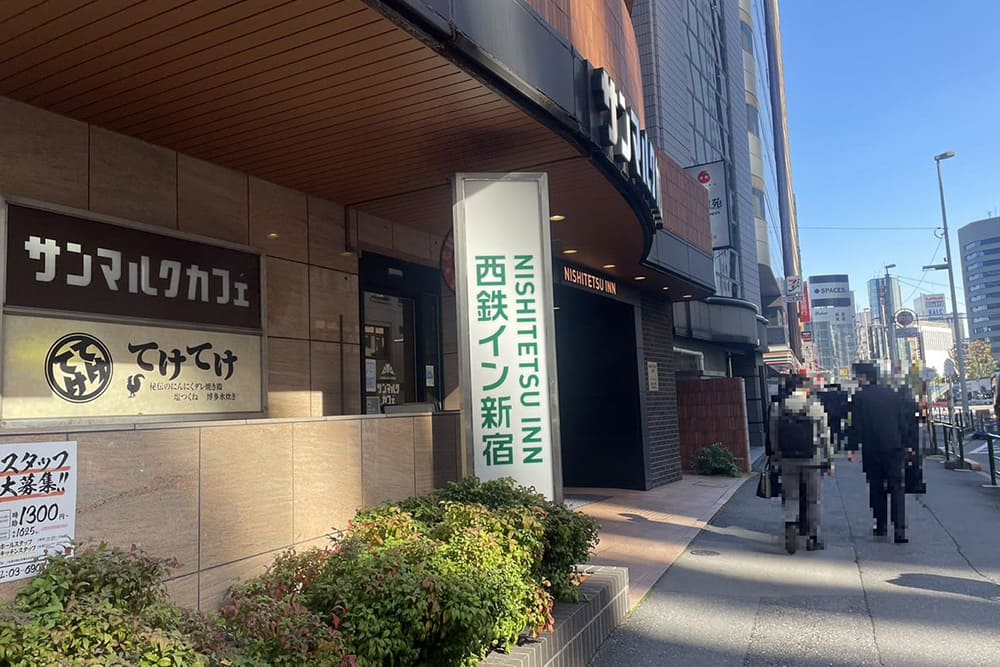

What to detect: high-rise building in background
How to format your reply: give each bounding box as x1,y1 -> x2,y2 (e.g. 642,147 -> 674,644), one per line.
911,320 -> 955,378
914,293 -> 948,323
958,216 -> 1000,356
807,275 -> 857,379
856,308 -> 876,360
867,276 -> 904,374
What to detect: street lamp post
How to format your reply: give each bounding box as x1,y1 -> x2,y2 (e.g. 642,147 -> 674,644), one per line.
934,150 -> 970,431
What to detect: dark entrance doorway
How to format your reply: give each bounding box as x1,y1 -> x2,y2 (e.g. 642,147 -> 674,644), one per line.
555,284 -> 644,489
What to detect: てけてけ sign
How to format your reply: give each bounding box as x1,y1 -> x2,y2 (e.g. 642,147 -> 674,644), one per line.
2,315 -> 262,421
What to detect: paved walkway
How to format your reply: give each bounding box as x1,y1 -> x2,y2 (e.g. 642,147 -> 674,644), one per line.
590,450 -> 1000,667
567,471 -> 747,610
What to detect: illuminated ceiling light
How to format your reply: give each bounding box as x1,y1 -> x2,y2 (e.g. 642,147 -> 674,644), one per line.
662,286 -> 670,291
554,306 -> 561,310
683,294 -> 693,299
562,249 -> 578,255
602,264 -> 616,269
634,276 -> 647,281
549,214 -> 566,222
266,232 -> 280,240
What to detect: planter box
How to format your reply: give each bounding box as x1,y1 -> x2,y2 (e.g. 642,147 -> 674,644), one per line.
481,566 -> 629,667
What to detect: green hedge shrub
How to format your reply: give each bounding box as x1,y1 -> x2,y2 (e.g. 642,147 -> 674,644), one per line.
436,477 -> 601,601
0,477 -> 600,667
694,442 -> 742,476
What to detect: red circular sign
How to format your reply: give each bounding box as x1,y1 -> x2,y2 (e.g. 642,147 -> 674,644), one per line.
698,170 -> 711,184
440,229 -> 456,293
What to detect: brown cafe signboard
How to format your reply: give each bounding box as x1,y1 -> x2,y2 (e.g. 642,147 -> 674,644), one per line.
0,201 -> 264,425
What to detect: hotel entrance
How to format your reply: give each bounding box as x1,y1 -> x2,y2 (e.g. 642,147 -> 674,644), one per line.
555,268 -> 645,489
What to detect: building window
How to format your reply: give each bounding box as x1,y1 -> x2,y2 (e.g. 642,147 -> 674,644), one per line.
973,304 -> 989,313
741,22 -> 753,52
971,294 -> 988,302
964,236 -> 1000,251
752,188 -> 766,220
746,103 -> 760,137
714,247 -> 742,298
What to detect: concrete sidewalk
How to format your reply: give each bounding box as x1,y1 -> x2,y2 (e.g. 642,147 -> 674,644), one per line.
567,472 -> 747,611
590,452 -> 1000,667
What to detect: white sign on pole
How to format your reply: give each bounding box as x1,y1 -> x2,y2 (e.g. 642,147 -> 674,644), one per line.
453,174 -> 560,500
685,161 -> 730,248
0,441 -> 77,583
785,276 -> 803,302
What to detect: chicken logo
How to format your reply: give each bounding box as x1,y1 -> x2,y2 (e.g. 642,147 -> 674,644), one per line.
127,373 -> 145,398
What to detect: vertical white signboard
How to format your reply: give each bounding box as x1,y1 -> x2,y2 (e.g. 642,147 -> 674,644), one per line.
685,161 -> 730,248
453,174 -> 561,501
0,441 -> 77,583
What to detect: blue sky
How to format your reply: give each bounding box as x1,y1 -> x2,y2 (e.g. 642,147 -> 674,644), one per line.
779,1 -> 1000,316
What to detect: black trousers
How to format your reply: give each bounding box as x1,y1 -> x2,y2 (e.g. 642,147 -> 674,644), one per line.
867,455 -> 905,534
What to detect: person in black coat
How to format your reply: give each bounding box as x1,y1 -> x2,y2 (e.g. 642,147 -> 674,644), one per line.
818,384 -> 849,451
846,362 -> 910,543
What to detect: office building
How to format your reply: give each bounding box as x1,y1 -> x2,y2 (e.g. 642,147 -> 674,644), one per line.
959,216 -> 1000,356
867,275 -> 905,373
0,0 -> 716,606
807,275 -> 858,378
914,293 -> 948,322
632,0 -> 804,449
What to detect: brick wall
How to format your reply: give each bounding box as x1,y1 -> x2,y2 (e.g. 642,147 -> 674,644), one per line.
676,377 -> 752,473
640,293 -> 681,486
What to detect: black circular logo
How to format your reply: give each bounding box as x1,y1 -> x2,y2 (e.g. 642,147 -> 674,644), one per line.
45,333 -> 113,404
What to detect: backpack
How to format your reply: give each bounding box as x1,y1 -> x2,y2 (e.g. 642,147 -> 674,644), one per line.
777,409 -> 816,459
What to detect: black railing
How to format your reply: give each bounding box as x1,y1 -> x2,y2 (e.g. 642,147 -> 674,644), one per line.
983,433 -> 1000,486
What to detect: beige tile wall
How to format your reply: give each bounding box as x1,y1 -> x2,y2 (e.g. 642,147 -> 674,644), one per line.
0,98 -> 467,610
0,414 -> 461,610
0,95 -> 459,421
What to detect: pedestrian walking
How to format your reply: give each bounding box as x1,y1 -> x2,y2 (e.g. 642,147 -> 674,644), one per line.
846,362 -> 910,543
818,383 -> 849,451
770,375 -> 833,554
992,373 -> 1000,430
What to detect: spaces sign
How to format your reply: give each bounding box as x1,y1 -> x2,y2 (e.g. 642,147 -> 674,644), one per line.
2,201 -> 264,424
2,315 -> 262,420
453,174 -> 560,500
0,440 -> 77,584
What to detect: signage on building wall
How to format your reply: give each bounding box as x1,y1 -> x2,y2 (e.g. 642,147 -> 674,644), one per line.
560,264 -> 618,296
440,229 -> 456,293
2,201 -> 265,424
453,174 -> 560,500
0,440 -> 76,584
799,282 -> 812,323
1,315 -> 262,420
587,65 -> 662,226
811,280 -> 850,297
685,160 -> 730,248
6,204 -> 261,329
646,362 -> 659,392
920,294 -> 947,319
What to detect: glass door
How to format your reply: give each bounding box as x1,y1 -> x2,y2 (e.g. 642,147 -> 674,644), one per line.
363,292 -> 416,413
